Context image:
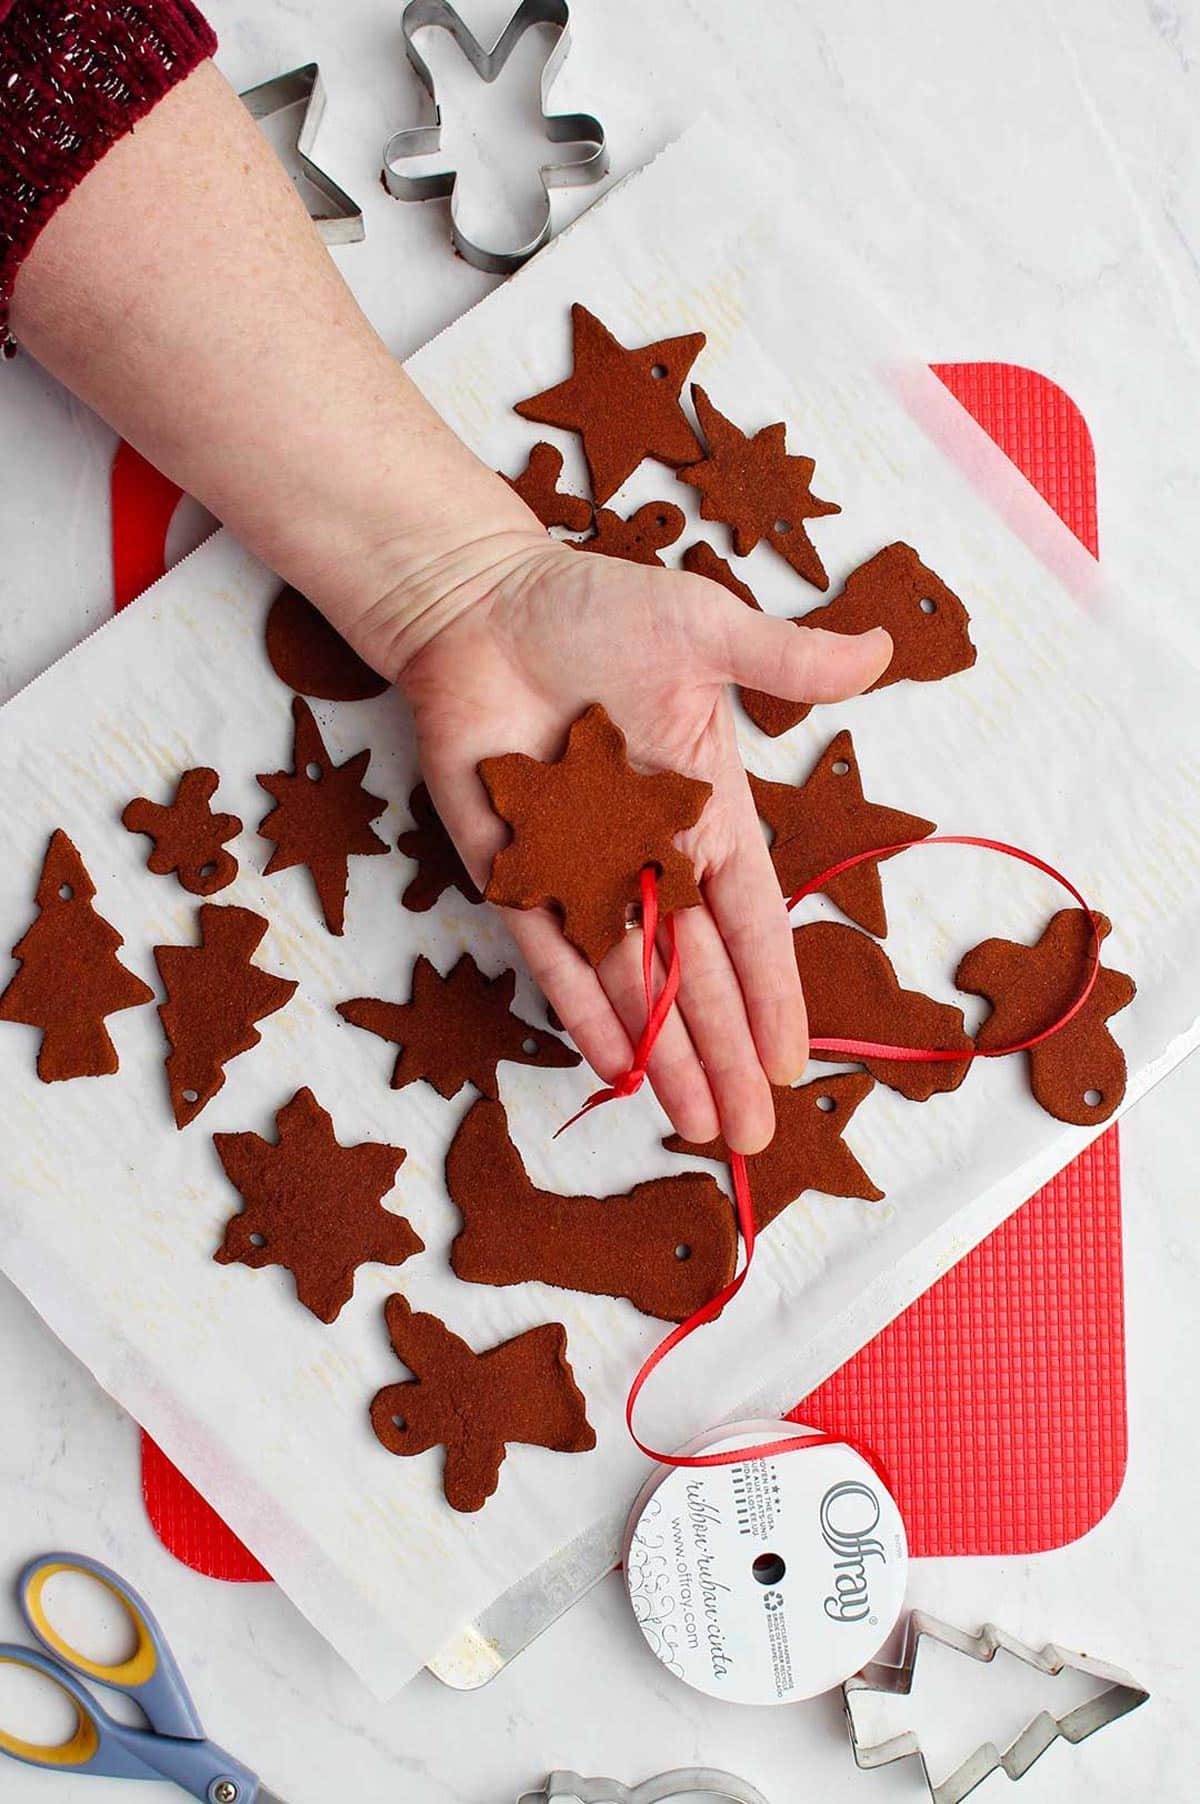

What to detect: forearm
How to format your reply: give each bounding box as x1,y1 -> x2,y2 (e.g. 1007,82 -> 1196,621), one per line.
10,59 -> 539,673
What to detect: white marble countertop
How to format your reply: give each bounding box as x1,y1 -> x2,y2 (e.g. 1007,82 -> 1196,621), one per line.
1,1 -> 1199,1799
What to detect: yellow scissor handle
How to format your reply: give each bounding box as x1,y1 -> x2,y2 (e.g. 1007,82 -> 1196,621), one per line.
21,1560 -> 158,1690
0,1649 -> 101,1767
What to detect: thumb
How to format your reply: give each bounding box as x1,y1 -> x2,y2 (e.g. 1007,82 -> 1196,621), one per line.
708,599 -> 893,704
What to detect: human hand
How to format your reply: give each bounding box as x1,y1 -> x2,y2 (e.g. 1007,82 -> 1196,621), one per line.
396,534 -> 892,1154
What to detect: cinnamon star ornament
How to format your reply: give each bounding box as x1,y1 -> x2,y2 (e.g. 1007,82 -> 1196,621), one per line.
573,500 -> 685,567
665,1074 -> 883,1231
737,542 -> 976,738
504,441 -> 593,533
678,386 -> 841,589
257,696 -> 390,935
447,1097 -> 737,1321
479,703 -> 712,968
338,953 -> 580,1101
396,781 -> 482,914
794,919 -> 973,1101
265,585 -> 389,701
154,904 -> 297,1128
0,830 -> 153,1081
370,1293 -> 595,1514
214,1087 -> 421,1324
122,767 -> 242,896
748,730 -> 935,938
956,908 -> 1135,1126
514,303 -> 705,505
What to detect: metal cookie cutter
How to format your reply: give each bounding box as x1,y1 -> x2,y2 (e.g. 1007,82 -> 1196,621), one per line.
240,64 -> 365,245
518,1771 -> 770,1804
382,0 -> 608,274
843,1610 -> 1149,1804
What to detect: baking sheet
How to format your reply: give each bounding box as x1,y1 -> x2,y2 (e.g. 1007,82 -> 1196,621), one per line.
1,120 -> 1198,1696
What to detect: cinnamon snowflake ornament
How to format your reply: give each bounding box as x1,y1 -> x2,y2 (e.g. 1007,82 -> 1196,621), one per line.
213,1086 -> 421,1323
478,704 -> 712,967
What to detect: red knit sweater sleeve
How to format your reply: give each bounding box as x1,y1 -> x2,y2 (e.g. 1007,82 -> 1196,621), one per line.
0,0 -> 218,353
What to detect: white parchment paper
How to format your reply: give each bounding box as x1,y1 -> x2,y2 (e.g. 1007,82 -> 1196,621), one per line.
1,122 -> 1198,1695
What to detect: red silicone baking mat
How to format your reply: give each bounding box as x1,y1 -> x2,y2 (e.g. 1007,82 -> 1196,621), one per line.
116,362 -> 1124,1579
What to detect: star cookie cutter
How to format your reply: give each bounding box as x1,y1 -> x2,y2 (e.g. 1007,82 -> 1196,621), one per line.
240,64 -> 364,245
843,1610 -> 1149,1804
381,0 -> 608,274
517,1770 -> 769,1804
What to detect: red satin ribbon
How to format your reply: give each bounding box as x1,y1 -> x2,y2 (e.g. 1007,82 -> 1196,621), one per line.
558,833 -> 1103,1480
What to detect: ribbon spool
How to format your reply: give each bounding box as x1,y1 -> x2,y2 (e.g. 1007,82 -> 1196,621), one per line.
622,1421 -> 908,1703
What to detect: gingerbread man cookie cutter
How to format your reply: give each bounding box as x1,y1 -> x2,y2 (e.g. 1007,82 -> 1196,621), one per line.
381,0 -> 608,273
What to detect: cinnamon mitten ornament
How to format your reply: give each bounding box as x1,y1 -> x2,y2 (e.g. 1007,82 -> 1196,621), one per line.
370,1294 -> 595,1513
956,908 -> 1135,1126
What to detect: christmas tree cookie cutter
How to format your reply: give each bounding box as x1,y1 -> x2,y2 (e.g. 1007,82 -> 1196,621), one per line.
381,0 -> 608,274
843,1610 -> 1149,1804
518,1770 -> 769,1804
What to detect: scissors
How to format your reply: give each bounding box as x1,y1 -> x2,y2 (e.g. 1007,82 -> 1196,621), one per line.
0,1552 -> 285,1804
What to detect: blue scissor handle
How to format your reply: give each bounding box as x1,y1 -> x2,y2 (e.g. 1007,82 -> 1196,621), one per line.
0,1641 -> 260,1801
18,1553 -> 203,1740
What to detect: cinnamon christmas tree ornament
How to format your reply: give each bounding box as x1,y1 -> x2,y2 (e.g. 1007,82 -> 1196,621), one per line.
265,585 -> 389,701
678,386 -> 841,589
0,830 -> 154,1081
338,953 -> 580,1101
122,767 -> 242,896
447,1097 -> 737,1321
514,302 -> 706,505
748,731 -> 935,938
574,500 -> 685,567
478,703 -> 712,968
214,1087 -> 420,1324
504,442 -> 593,533
794,919 -> 973,1101
395,782 -> 482,914
257,696 -> 390,935
735,542 -> 976,738
370,1293 -> 595,1513
956,909 -> 1135,1126
154,903 -> 297,1127
665,1073 -> 883,1231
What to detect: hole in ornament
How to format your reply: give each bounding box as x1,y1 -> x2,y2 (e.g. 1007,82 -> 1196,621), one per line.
249,1232 -> 266,1248
650,363 -> 667,379
58,884 -> 73,901
832,759 -> 851,776
391,1414 -> 407,1432
182,1088 -> 199,1104
199,862 -> 217,880
653,512 -> 668,528
816,1094 -> 837,1113
773,518 -> 792,535
521,1037 -> 539,1055
920,597 -> 937,615
305,761 -> 322,781
1084,1088 -> 1103,1107
674,1243 -> 691,1261
752,1551 -> 786,1586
